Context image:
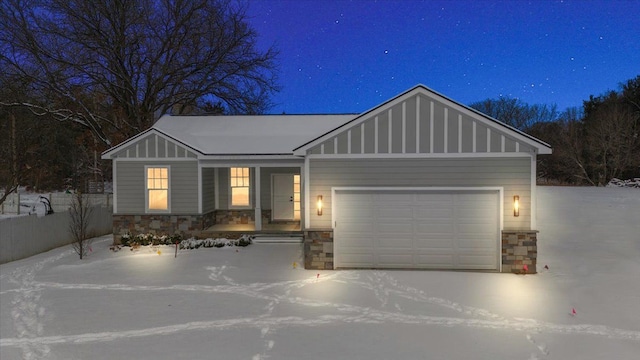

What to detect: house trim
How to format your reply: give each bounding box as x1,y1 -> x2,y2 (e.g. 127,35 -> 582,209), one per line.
304,156 -> 310,229
144,165 -> 171,214
228,167 -> 252,210
197,163 -> 203,213
306,152 -> 533,160
113,158 -> 118,213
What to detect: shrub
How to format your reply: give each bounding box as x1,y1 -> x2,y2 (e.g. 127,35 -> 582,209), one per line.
120,233 -> 182,247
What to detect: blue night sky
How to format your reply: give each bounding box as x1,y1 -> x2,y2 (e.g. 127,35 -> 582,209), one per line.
245,0 -> 639,115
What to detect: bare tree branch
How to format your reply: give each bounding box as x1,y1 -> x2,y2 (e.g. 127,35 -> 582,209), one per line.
0,0 -> 279,146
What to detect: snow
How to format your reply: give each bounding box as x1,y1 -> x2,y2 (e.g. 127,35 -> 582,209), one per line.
151,114 -> 356,155
1,186 -> 639,359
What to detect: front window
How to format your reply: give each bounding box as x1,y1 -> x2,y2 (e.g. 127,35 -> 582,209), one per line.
230,167 -> 250,207
146,167 -> 169,211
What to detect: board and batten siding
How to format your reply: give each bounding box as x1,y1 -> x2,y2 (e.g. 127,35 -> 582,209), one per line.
202,168 -> 216,213
115,160 -> 198,214
112,133 -> 197,159
308,94 -> 535,156
308,157 -> 532,230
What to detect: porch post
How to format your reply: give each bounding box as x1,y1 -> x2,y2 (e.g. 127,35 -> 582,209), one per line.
254,166 -> 262,230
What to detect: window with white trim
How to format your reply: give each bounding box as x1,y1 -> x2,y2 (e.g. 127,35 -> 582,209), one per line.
230,167 -> 250,207
146,167 -> 170,211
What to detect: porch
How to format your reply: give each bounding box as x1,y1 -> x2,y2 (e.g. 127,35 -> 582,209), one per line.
204,222 -> 301,232
200,163 -> 304,232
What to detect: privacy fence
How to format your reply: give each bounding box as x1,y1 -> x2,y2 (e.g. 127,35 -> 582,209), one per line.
0,205 -> 113,264
0,193 -> 113,215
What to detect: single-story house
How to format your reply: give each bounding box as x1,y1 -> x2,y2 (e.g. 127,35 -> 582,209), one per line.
102,85 -> 552,273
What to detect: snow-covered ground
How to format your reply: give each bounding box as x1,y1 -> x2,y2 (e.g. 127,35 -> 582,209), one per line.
1,186 -> 639,360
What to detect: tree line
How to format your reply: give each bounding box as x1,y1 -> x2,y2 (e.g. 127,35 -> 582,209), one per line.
470,76 -> 640,186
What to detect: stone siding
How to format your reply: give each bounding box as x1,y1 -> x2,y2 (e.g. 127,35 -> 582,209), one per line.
304,229 -> 334,270
215,210 -> 255,225
112,211 -> 215,244
501,230 -> 538,274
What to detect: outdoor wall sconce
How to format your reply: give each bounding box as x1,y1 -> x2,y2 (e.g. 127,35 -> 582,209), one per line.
317,195 -> 323,216
513,195 -> 520,217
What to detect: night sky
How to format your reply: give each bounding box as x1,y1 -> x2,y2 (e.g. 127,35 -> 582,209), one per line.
246,0 -> 639,115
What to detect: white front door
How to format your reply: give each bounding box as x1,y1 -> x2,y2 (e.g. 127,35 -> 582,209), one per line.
272,174 -> 295,220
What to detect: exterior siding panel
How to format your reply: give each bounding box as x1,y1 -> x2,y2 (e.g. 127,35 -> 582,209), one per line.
306,93 -> 541,157
202,168 -> 216,213
308,157 -> 532,230
113,133 -> 197,158
115,160 -> 198,214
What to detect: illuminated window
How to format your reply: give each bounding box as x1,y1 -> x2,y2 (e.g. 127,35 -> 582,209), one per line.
230,167 -> 250,207
146,167 -> 169,211
293,175 -> 301,220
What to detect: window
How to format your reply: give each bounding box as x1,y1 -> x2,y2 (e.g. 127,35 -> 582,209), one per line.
293,174 -> 301,220
146,167 -> 169,211
230,167 -> 250,207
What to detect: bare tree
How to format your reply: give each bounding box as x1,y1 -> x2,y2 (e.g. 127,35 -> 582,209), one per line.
0,0 -> 279,146
69,191 -> 93,259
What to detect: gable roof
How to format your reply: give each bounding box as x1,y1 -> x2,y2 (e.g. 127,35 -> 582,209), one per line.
293,84 -> 552,155
102,114 -> 356,158
102,84 -> 552,160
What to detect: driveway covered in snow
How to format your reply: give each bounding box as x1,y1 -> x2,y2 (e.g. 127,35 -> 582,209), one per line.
1,187 -> 639,359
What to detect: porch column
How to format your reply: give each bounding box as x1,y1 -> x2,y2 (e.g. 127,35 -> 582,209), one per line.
254,166 -> 262,230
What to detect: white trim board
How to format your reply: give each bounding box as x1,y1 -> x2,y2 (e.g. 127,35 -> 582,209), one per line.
307,152 -> 533,160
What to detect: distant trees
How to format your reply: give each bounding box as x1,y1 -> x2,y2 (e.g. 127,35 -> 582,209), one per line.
472,76 -> 640,186
0,0 -> 278,147
470,97 -> 558,131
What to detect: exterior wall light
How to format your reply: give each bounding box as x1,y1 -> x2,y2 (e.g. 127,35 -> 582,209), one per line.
317,195 -> 323,216
514,195 -> 520,217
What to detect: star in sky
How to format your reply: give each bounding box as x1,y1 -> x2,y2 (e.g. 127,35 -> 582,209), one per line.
247,0 -> 639,114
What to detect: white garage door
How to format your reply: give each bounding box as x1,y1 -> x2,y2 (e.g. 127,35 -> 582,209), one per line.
334,189 -> 500,270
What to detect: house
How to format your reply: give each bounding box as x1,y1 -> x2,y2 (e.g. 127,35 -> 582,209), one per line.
101,85 -> 552,273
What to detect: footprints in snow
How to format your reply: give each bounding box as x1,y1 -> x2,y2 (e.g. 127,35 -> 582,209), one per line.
6,249 -> 74,360
527,333 -> 550,358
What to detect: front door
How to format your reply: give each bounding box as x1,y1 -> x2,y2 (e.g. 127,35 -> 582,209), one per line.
272,174 -> 297,220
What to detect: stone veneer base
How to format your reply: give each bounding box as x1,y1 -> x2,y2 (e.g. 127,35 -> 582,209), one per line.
501,230 -> 538,274
304,229 -> 334,270
112,212 -> 215,244
303,229 -> 538,274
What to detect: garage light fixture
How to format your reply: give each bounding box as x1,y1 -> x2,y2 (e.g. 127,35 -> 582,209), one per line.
513,195 -> 520,217
317,195 -> 323,216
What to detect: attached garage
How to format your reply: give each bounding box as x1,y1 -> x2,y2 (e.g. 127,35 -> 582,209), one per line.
333,188 -> 501,270
295,85 -> 552,273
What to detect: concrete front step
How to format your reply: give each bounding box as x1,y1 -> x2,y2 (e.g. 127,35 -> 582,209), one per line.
252,232 -> 303,243
198,231 -> 303,243
252,236 -> 303,243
